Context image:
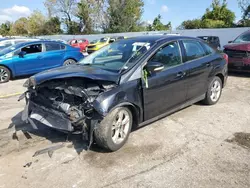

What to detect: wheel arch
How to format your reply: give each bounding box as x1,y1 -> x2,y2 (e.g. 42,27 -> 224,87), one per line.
215,73 -> 224,87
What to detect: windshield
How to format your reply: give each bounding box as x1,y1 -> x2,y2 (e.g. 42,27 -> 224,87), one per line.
90,39 -> 99,44
79,39 -> 154,72
100,38 -> 109,43
233,32 -> 250,43
0,43 -> 21,56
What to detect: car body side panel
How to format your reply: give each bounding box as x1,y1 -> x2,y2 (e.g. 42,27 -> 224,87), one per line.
93,79 -> 143,124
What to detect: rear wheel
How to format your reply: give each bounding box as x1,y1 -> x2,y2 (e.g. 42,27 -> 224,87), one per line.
203,76 -> 222,105
94,107 -> 133,151
63,59 -> 77,66
0,66 -> 11,83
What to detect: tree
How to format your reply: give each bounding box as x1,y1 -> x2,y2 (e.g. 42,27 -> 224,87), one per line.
179,0 -> 236,29
237,0 -> 250,27
10,17 -> 28,35
27,11 -> 47,36
147,15 -> 171,31
105,0 -> 144,33
77,0 -> 93,34
178,19 -> 202,29
0,21 -> 12,36
202,0 -> 235,27
44,0 -> 77,34
44,17 -> 62,34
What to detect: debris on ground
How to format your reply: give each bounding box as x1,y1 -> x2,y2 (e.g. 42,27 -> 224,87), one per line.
32,144 -> 64,157
23,162 -> 32,168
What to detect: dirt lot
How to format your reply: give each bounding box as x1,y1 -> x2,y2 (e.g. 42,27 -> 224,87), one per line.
0,75 -> 250,188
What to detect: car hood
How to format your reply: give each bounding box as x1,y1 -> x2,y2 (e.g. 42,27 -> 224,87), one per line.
224,42 -> 250,51
33,64 -> 120,85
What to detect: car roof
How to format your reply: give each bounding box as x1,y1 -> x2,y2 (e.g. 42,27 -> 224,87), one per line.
127,35 -> 199,43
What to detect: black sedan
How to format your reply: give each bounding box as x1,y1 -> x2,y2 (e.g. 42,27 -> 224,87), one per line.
21,36 -> 228,151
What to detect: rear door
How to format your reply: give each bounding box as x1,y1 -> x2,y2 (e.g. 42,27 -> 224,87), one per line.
43,42 -> 66,69
142,41 -> 189,120
180,39 -> 212,101
13,43 -> 45,75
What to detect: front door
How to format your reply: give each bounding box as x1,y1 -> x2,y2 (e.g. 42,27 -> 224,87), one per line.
13,43 -> 44,76
142,41 -> 189,120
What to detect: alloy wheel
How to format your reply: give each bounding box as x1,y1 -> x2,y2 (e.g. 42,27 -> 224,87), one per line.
0,68 -> 9,83
111,109 -> 131,144
210,80 -> 221,102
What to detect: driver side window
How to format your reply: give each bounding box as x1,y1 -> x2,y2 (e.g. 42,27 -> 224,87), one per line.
21,44 -> 42,54
149,41 -> 182,71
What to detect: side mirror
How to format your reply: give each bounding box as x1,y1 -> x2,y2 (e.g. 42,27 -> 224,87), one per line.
228,41 -> 233,43
18,51 -> 27,58
146,61 -> 164,73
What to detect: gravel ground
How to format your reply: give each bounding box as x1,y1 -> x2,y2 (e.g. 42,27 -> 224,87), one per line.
0,74 -> 249,188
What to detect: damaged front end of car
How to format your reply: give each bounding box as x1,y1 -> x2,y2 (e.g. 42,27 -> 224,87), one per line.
20,77 -> 117,148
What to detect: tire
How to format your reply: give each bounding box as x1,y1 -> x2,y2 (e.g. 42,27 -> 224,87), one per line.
0,66 -> 11,83
94,107 -> 133,151
63,59 -> 77,66
203,76 -> 222,105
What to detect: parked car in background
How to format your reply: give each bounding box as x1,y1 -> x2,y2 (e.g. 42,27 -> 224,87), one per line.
0,41 -> 84,83
21,36 -> 228,151
223,30 -> 250,72
0,38 -> 40,51
86,37 -> 116,54
197,36 -> 221,50
69,39 -> 89,52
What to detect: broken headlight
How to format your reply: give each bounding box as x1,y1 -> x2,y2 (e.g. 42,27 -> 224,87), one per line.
23,76 -> 36,88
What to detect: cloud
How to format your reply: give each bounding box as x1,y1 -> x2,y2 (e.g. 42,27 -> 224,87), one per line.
0,5 -> 31,23
0,15 -> 12,24
2,5 -> 31,17
146,20 -> 153,25
161,5 -> 169,13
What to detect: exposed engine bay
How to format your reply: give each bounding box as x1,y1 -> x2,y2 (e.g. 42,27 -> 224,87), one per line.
22,78 -> 116,136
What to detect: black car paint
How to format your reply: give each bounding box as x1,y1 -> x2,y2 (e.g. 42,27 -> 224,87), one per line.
22,36 -> 227,147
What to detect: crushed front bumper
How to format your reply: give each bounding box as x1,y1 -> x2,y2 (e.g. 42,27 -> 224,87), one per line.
22,101 -> 74,132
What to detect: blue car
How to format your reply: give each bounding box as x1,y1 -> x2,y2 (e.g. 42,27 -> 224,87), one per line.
0,40 -> 84,83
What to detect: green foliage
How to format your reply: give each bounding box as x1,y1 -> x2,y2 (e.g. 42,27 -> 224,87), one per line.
26,11 -> 47,36
147,15 -> 172,31
105,0 -> 144,33
202,0 -> 235,27
178,19 -> 202,29
10,18 -> 28,35
179,0 -> 236,29
77,0 -> 93,34
44,17 -> 62,34
0,21 -> 11,36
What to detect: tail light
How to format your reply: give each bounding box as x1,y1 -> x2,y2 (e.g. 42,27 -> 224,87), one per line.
223,53 -> 228,64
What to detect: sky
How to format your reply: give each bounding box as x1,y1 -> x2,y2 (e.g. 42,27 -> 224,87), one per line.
0,0 -> 243,29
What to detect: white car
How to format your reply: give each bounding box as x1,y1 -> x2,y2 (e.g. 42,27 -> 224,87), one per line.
0,38 -> 41,51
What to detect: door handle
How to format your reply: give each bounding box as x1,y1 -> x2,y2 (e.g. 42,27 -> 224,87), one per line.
176,71 -> 186,78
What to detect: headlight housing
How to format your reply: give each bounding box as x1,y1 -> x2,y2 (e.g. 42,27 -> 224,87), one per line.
23,76 -> 36,88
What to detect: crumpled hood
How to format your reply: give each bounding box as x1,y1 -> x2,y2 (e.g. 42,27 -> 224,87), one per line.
33,64 -> 120,85
224,42 -> 250,51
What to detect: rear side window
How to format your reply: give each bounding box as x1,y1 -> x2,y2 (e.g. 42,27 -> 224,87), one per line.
45,43 -> 61,51
182,40 -> 207,61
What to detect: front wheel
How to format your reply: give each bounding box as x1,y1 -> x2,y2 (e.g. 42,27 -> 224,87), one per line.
0,66 -> 11,83
94,107 -> 133,151
203,76 -> 222,105
63,59 -> 77,66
